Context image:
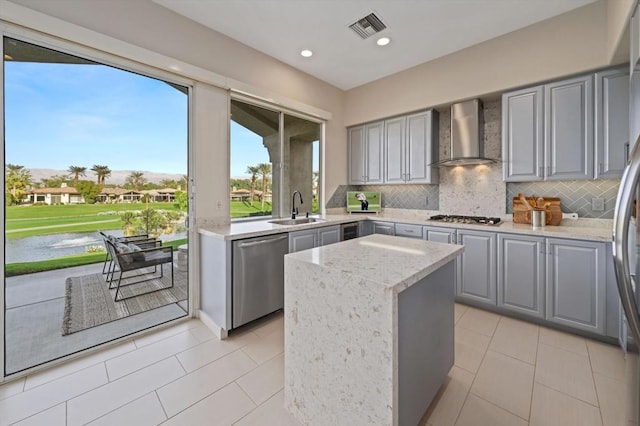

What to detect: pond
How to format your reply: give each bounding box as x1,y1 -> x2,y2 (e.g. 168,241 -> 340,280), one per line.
6,231 -> 187,263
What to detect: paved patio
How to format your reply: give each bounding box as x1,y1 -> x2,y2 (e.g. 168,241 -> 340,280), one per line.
5,261 -> 188,375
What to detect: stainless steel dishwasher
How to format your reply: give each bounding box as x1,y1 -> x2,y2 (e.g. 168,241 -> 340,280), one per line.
232,233 -> 289,328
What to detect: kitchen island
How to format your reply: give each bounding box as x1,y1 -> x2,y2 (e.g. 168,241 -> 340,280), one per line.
284,234 -> 464,425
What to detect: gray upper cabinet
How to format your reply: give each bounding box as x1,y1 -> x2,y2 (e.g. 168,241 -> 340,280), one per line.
497,234 -> 545,318
354,110 -> 437,185
405,111 -> 438,184
348,121 -> 384,184
384,116 -> 406,184
457,230 -> 497,305
545,75 -> 594,180
502,86 -> 544,182
595,68 -> 629,178
546,238 -> 606,335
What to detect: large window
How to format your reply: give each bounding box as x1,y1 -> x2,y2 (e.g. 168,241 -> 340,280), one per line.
230,99 -> 321,219
3,36 -> 190,375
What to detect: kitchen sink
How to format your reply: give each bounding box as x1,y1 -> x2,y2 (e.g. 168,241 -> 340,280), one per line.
268,217 -> 326,226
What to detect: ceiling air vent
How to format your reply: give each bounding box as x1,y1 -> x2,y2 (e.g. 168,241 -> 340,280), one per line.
348,12 -> 386,39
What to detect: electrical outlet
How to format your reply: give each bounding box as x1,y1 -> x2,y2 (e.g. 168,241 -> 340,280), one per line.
425,196 -> 429,206
216,200 -> 222,209
591,197 -> 605,212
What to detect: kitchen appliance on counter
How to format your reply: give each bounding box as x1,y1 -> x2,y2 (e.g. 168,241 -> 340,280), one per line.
611,4 -> 640,423
428,215 -> 501,225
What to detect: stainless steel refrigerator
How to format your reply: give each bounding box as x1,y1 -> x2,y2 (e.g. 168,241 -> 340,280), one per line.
612,5 -> 640,424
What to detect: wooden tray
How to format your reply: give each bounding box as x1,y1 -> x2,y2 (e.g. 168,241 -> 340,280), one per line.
512,196 -> 562,226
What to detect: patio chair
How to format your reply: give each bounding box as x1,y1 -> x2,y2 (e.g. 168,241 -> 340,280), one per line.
98,231 -> 158,275
104,239 -> 174,302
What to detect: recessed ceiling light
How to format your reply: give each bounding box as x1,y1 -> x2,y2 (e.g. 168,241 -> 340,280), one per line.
300,49 -> 313,58
376,37 -> 391,46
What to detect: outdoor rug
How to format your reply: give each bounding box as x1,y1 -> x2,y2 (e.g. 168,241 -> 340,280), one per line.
62,265 -> 187,335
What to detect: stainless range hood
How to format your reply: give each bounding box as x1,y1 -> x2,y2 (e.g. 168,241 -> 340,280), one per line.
435,99 -> 497,166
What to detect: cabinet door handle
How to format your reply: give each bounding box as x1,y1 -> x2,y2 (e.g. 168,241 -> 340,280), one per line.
625,142 -> 630,164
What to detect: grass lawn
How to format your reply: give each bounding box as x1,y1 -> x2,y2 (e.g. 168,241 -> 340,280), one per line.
230,200 -> 272,218
6,202 -> 181,220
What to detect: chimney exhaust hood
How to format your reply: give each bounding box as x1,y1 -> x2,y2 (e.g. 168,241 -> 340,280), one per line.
435,99 -> 497,167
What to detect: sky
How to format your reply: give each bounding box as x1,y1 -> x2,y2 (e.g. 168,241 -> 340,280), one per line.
4,42 -> 318,181
4,59 -> 189,175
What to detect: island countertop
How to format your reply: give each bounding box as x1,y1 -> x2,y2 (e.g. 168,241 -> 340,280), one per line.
285,233 -> 464,293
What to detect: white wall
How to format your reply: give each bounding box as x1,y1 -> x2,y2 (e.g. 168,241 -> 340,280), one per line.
344,0 -> 619,127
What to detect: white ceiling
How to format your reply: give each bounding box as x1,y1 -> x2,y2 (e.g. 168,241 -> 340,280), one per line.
153,0 -> 598,90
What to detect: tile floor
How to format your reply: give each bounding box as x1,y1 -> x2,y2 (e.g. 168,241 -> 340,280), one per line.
0,303 -> 628,425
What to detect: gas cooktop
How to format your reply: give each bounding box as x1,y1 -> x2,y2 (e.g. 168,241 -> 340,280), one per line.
428,215 -> 501,225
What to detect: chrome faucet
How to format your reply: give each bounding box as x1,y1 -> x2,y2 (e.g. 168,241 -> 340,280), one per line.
291,190 -> 303,219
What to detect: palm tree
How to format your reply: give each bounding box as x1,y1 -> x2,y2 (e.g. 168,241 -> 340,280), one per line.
246,165 -> 260,203
257,162 -> 271,211
5,164 -> 32,204
67,166 -> 86,186
91,165 -> 111,185
125,171 -> 147,191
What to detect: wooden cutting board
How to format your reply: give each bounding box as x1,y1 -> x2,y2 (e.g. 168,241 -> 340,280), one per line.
512,196 -> 562,226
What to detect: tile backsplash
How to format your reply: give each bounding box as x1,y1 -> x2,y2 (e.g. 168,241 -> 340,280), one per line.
506,180 -> 619,219
330,98 -> 620,219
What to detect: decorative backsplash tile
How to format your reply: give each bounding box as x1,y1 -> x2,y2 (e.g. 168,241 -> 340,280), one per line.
326,184 -> 439,210
506,180 -> 620,219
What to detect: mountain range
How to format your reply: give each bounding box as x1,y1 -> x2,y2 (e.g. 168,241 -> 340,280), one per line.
28,168 -> 186,186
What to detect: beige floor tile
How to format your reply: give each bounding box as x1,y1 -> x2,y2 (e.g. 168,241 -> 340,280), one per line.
454,304 -> 468,325
157,349 -> 257,417
177,330 -> 258,373
421,366 -> 474,426
456,307 -> 500,337
0,364 -> 107,426
236,353 -> 284,405
470,350 -> 534,419
455,394 -> 528,426
133,319 -> 200,348
234,390 -> 301,426
539,327 -> 588,356
106,330 -> 199,380
66,357 -> 184,426
0,377 -> 24,401
163,382 -> 256,426
593,373 -> 625,426
454,327 -> 491,374
535,343 -> 598,406
189,323 -> 218,343
12,403 -> 66,426
530,383 -> 602,426
587,340 -> 626,382
25,340 -> 136,390
87,392 -> 167,426
248,313 -> 284,338
489,317 -> 539,365
241,328 -> 285,365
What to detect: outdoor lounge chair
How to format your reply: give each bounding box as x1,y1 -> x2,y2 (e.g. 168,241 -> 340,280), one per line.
98,231 -> 158,275
104,239 -> 174,302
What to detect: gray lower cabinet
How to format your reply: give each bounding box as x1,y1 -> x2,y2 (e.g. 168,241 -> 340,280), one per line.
497,234 -> 545,318
372,221 -> 395,236
546,238 -> 606,335
395,223 -> 423,239
423,226 -> 456,244
289,225 -> 341,253
457,230 -> 497,305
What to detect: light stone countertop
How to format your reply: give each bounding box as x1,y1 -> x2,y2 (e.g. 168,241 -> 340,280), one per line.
198,211 -> 613,243
285,233 -> 464,293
